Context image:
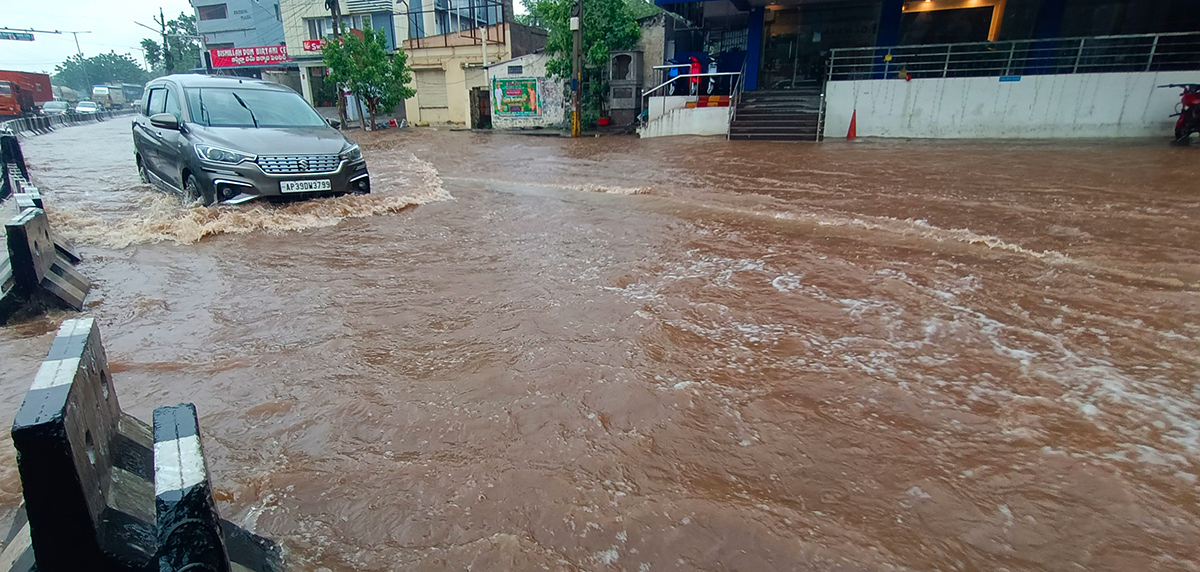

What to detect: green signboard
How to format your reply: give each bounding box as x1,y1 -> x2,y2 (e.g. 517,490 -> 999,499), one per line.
493,78 -> 540,117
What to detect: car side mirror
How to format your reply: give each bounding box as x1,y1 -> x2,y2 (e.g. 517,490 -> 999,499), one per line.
327,118 -> 341,129
150,113 -> 180,130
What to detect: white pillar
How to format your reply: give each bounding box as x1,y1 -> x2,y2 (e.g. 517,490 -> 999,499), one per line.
299,65 -> 315,105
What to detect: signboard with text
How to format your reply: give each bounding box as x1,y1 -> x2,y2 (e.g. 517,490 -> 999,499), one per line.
209,45 -> 290,68
302,39 -> 327,51
0,31 -> 34,41
492,78 -> 540,117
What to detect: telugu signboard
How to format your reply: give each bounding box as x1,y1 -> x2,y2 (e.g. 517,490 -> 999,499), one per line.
492,78 -> 540,117
0,31 -> 34,41
209,45 -> 290,68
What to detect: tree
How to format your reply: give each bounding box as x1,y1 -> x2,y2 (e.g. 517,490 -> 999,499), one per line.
53,52 -> 151,92
515,0 -> 548,28
528,0 -> 642,126
141,38 -> 162,69
140,12 -> 202,74
322,27 -> 415,131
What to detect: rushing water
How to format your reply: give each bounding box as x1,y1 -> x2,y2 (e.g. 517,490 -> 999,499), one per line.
0,119 -> 1197,571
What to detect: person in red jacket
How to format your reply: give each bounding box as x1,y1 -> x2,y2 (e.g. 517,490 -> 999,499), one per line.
689,56 -> 701,96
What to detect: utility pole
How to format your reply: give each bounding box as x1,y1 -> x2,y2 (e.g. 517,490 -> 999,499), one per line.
156,8 -> 174,73
325,0 -> 347,128
73,31 -> 92,98
570,0 -> 581,138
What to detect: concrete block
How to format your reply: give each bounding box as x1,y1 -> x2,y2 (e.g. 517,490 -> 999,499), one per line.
154,403 -> 283,572
10,318 -> 157,572
3,208 -> 90,317
154,403 -> 231,572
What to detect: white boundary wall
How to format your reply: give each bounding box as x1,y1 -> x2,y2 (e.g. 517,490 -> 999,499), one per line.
639,107 -> 730,138
824,71 -> 1199,139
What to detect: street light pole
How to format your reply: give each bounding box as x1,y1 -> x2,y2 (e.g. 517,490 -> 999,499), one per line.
570,0 -> 581,138
0,28 -> 92,92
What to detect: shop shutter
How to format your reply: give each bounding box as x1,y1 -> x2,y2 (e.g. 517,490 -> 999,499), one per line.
416,70 -> 448,109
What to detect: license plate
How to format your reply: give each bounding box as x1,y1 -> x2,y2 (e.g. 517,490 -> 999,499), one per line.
280,179 -> 332,193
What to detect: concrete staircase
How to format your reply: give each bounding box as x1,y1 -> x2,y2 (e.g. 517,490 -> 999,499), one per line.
728,82 -> 824,141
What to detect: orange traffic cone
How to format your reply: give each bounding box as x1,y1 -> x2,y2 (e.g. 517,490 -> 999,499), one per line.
847,110 -> 857,140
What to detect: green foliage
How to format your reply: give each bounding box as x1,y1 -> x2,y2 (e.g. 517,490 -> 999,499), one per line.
140,38 -> 162,68
322,27 -> 415,129
527,0 -> 642,125
515,0 -> 548,28
140,12 -> 202,74
52,52 -> 150,93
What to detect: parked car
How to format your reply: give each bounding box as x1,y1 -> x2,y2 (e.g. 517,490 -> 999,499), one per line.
132,74 -> 368,205
75,101 -> 100,114
41,100 -> 71,116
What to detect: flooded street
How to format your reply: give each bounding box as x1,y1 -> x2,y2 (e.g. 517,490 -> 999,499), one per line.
0,118 -> 1198,571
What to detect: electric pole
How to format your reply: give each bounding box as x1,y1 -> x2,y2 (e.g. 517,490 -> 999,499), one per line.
155,8 -> 174,73
570,0 -> 581,138
325,0 -> 347,128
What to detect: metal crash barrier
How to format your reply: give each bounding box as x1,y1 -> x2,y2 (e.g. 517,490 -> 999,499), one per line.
0,109 -> 135,139
0,318 -> 284,572
1,133 -> 88,324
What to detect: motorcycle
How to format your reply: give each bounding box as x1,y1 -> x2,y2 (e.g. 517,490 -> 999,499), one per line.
1159,83 -> 1200,146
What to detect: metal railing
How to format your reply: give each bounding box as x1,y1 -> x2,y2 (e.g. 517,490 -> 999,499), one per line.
641,72 -> 741,106
827,32 -> 1200,81
398,0 -> 507,50
1,109 -> 134,136
727,58 -> 747,140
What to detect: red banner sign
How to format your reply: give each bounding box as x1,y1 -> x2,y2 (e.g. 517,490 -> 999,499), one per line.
209,45 -> 290,68
302,39 -> 326,52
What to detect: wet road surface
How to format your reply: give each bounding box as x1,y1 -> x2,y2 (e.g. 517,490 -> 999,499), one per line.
0,118 -> 1198,571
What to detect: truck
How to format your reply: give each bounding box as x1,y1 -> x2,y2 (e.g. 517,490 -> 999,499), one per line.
0,70 -> 52,118
91,85 -> 125,109
92,83 -> 144,110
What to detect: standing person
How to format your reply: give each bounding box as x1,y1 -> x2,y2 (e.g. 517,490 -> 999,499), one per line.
689,56 -> 701,96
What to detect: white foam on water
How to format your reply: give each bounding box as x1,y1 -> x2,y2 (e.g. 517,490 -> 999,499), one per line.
51,151 -> 451,247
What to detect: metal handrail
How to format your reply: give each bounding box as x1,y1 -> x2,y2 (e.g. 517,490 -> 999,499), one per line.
727,58 -> 747,140
828,31 -> 1200,81
641,72 -> 741,99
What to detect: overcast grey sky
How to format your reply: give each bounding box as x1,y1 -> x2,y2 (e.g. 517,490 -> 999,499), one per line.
0,0 -> 195,74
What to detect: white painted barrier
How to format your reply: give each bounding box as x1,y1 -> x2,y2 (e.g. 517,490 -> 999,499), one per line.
824,71 -> 1200,139
639,98 -> 730,139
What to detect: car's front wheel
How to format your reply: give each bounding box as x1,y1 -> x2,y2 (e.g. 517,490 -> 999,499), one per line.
184,174 -> 216,206
136,157 -> 149,184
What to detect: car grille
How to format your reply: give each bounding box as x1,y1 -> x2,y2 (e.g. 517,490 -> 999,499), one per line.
256,154 -> 340,175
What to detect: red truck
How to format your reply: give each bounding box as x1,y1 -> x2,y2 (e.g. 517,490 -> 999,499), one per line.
0,71 -> 53,118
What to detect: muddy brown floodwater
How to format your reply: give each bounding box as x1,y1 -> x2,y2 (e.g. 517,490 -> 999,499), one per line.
0,119 -> 1198,571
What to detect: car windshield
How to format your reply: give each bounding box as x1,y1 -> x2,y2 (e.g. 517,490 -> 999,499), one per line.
0,84 -> 11,96
45,102 -> 67,109
185,87 -> 326,128
78,102 -> 97,108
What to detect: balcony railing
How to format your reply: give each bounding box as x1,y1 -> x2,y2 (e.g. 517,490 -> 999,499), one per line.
827,32 -> 1200,82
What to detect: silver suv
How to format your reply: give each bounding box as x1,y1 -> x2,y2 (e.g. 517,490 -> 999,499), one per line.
133,74 -> 369,205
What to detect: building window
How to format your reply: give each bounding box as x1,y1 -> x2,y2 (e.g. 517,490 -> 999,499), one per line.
507,65 -> 522,74
206,42 -> 234,50
197,4 -> 228,20
306,14 -> 374,39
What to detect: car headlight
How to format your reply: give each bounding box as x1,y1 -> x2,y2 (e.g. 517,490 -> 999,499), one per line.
339,144 -> 362,162
195,144 -> 256,165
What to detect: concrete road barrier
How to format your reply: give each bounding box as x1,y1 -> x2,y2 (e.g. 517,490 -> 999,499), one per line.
0,133 -> 90,323
3,318 -> 284,572
10,317 -> 158,571
2,208 -> 91,320
154,404 -> 232,572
